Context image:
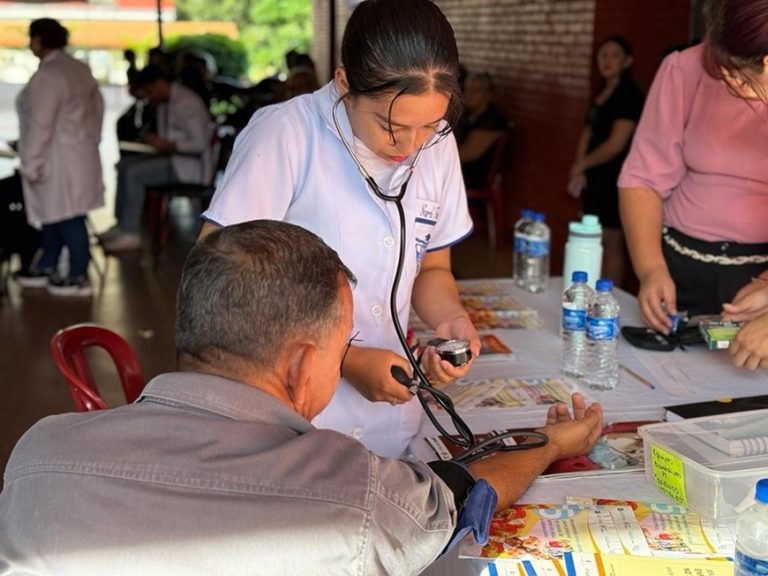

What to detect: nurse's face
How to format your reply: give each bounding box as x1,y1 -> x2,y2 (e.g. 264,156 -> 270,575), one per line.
28,35 -> 44,59
336,69 -> 449,162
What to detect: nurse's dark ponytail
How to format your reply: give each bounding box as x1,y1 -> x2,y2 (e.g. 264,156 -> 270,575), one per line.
340,0 -> 462,131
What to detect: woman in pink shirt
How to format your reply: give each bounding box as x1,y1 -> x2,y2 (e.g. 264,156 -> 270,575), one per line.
618,0 -> 768,334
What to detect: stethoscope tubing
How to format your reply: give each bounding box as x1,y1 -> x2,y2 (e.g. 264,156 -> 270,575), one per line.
331,95 -> 548,463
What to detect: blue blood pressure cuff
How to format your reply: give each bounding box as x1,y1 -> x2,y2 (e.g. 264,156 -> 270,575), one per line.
428,460 -> 497,553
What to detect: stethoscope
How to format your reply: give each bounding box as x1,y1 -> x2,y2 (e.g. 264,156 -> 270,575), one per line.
332,96 -> 548,464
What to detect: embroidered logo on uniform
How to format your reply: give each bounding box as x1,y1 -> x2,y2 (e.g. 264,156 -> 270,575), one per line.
415,233 -> 431,269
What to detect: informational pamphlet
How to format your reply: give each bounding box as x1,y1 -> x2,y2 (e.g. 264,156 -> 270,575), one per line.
459,501 -> 735,563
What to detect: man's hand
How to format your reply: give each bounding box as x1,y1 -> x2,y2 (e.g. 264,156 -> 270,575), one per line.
730,313 -> 768,370
539,393 -> 604,460
637,265 -> 677,333
722,280 -> 768,322
467,393 -> 603,511
143,133 -> 176,154
342,345 -> 415,404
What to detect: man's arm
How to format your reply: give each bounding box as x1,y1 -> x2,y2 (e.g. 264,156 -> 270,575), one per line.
466,393 -> 603,510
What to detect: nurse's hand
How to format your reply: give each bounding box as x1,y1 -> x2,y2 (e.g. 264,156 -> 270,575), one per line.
424,315 -> 481,385
341,346 -> 415,404
637,265 -> 677,334
730,313 -> 768,370
722,278 -> 768,322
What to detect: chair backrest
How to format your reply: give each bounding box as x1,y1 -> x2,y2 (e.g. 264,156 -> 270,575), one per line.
50,324 -> 146,412
483,127 -> 512,190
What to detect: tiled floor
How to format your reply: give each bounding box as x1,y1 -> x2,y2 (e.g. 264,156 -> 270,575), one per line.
0,212 -> 512,482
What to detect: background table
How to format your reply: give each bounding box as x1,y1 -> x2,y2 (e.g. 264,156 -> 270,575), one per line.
417,277 -> 765,575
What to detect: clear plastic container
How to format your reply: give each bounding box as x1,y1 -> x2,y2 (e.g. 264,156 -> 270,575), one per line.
639,410 -> 768,520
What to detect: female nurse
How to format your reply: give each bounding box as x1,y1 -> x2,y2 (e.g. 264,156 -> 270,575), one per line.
618,0 -> 768,334
199,0 -> 480,457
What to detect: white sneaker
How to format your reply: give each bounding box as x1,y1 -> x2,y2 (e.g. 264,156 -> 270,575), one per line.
97,225 -> 122,243
14,269 -> 54,288
102,233 -> 142,253
47,276 -> 93,297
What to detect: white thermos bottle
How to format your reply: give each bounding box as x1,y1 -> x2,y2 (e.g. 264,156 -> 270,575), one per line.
563,215 -> 602,291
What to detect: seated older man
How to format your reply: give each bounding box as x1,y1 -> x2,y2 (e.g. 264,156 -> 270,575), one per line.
0,220 -> 602,575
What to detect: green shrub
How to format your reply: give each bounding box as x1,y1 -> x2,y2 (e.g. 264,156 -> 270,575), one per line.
165,33 -> 248,79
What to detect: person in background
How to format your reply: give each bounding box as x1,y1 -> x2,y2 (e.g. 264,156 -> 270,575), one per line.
455,72 -> 507,190
199,0 -> 480,459
14,18 -> 103,297
0,220 -> 603,575
619,0 -> 768,334
567,36 -> 644,287
100,65 -> 212,252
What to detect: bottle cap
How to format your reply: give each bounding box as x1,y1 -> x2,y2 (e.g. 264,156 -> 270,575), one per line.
756,478 -> 768,504
521,209 -> 533,219
572,271 -> 588,283
569,214 -> 602,236
596,278 -> 613,292
532,212 -> 546,222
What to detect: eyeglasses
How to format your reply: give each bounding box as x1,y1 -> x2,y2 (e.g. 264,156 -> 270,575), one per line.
340,331 -> 361,372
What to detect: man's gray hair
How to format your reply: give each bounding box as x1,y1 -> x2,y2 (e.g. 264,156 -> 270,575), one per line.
176,220 -> 356,367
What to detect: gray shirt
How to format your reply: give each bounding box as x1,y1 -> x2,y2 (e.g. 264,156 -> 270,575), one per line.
0,372 -> 457,575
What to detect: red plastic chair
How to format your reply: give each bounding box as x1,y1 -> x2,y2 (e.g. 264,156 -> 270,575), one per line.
50,323 -> 146,412
466,126 -> 512,249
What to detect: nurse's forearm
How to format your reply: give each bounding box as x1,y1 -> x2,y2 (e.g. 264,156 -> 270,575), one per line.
619,186 -> 666,280
411,250 -> 467,329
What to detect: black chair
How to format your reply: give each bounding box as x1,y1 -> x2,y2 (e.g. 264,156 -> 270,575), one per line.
0,172 -> 41,298
465,124 -> 514,249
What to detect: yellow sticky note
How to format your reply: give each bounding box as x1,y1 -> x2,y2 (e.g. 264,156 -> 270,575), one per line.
650,444 -> 687,506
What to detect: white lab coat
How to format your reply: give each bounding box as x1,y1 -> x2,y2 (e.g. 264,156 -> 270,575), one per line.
157,83 -> 212,185
16,49 -> 104,225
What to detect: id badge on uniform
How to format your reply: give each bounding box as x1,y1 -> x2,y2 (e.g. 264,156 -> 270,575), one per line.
414,199 -> 440,268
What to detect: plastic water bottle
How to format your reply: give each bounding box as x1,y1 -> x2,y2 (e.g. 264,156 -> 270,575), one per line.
584,278 -> 620,390
735,478 -> 768,576
523,212 -> 550,293
563,215 -> 603,291
561,271 -> 593,377
513,209 -> 534,287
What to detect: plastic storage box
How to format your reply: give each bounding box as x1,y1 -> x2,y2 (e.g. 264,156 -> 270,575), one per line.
639,409 -> 768,520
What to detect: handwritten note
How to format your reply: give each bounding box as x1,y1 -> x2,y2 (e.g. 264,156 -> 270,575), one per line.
650,445 -> 687,507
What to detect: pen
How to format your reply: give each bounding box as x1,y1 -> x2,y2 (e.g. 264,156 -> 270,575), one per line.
620,364 -> 656,390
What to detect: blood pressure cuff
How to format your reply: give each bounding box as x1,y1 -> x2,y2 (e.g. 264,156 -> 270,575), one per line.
428,460 -> 498,553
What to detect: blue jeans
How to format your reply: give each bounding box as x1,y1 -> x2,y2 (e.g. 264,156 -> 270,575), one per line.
115,155 -> 177,234
37,216 -> 90,279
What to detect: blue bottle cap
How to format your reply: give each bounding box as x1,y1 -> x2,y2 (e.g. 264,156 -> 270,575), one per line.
572,271 -> 588,283
531,212 -> 546,222
756,478 -> 768,504
596,278 -> 613,292
521,209 -> 533,219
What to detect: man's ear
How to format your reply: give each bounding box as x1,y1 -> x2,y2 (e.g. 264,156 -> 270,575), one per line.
334,67 -> 349,97
285,341 -> 317,419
